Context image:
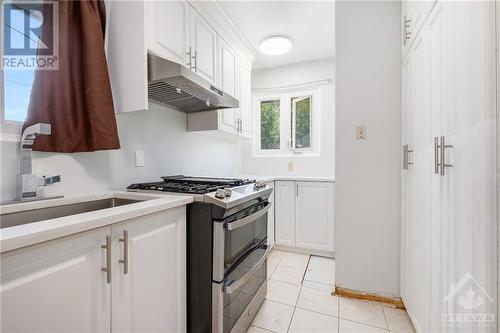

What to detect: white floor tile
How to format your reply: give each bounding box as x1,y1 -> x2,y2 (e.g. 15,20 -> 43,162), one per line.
302,280 -> 335,292
339,298 -> 388,330
296,286 -> 339,317
270,264 -> 305,285
266,279 -> 302,306
252,300 -> 294,333
383,307 -> 415,333
304,256 -> 335,285
267,260 -> 279,279
280,252 -> 310,270
246,326 -> 274,333
339,319 -> 389,333
267,250 -> 286,264
289,308 -> 339,333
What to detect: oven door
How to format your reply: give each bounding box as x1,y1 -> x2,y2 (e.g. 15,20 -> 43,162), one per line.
215,241 -> 270,333
213,200 -> 270,282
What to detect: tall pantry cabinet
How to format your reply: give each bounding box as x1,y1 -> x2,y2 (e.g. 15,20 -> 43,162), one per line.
400,2 -> 497,332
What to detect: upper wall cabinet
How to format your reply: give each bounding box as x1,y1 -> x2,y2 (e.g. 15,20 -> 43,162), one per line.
401,0 -> 437,60
106,0 -> 255,122
147,1 -> 190,67
190,9 -> 219,85
219,38 -> 239,134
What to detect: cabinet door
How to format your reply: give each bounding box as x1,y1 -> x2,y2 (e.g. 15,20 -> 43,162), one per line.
1,228 -> 111,332
267,182 -> 275,247
239,61 -> 252,138
295,182 -> 334,252
111,207 -> 186,333
274,181 -> 296,247
106,0 -> 148,113
190,9 -> 218,85
219,39 -> 238,134
147,1 -> 189,67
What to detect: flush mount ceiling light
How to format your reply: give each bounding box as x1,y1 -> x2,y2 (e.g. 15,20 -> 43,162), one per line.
259,36 -> 292,56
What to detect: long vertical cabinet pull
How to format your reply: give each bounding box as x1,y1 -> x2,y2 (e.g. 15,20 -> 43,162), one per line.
187,47 -> 192,69
192,51 -> 198,72
119,230 -> 129,275
434,137 -> 440,174
439,136 -> 453,176
402,144 -> 414,169
101,235 -> 112,284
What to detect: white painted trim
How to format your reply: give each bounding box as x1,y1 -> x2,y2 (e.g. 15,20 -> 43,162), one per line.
252,79 -> 332,93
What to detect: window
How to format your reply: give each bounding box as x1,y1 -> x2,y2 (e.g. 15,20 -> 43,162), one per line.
254,88 -> 320,156
260,99 -> 280,150
1,5 -> 39,129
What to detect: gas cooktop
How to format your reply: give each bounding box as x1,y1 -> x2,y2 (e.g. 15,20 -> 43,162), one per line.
126,175 -> 254,195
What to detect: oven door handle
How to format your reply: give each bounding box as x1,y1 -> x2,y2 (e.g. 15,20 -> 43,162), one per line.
223,243 -> 270,294
226,202 -> 271,231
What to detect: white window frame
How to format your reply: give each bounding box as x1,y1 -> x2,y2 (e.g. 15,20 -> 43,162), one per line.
253,87 -> 321,157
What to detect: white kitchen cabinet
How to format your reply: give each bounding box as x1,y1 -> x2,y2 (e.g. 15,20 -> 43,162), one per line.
267,181 -> 275,248
401,2 -> 497,332
275,181 -> 296,247
219,39 -> 239,134
0,227 -> 111,332
111,207 -> 186,333
295,182 -> 334,252
239,60 -> 252,138
275,181 -> 334,255
106,0 -> 148,113
190,8 -> 218,85
147,1 -> 190,67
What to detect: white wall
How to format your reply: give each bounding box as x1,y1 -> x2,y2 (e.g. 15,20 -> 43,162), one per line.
0,103 -> 241,201
240,58 -> 335,177
335,1 -> 401,297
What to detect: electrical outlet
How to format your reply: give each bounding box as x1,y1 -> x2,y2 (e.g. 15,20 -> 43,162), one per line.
288,162 -> 294,172
356,126 -> 367,140
135,151 -> 145,167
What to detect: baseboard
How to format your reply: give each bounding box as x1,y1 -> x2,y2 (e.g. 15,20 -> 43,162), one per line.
334,286 -> 405,309
273,244 -> 335,258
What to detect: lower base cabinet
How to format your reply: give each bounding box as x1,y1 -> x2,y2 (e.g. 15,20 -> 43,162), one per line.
0,207 -> 186,333
275,181 -> 334,254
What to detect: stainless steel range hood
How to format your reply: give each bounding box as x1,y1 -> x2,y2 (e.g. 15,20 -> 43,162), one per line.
147,53 -> 239,112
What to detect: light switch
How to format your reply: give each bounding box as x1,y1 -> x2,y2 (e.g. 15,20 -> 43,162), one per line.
135,151 -> 145,167
356,126 -> 367,140
288,162 -> 294,172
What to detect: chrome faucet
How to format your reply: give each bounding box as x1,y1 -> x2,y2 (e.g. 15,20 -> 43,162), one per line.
17,123 -> 62,200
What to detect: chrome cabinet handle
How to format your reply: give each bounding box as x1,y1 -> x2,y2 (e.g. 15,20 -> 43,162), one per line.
402,144 -> 413,170
119,230 -> 129,275
239,119 -> 242,133
192,51 -> 197,72
223,243 -> 270,294
434,137 -> 440,174
101,235 -> 111,284
439,136 -> 453,176
403,15 -> 412,46
187,47 -> 192,69
226,202 -> 271,231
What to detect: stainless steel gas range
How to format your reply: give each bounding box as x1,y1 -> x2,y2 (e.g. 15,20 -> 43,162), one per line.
127,176 -> 272,333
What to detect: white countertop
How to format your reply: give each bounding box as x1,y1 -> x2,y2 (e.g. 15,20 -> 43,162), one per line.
0,191 -> 192,254
240,175 -> 335,183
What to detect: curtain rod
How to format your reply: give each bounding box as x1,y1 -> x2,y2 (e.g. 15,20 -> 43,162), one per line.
252,79 -> 333,93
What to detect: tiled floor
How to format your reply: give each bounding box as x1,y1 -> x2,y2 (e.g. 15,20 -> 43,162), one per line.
248,249 -> 416,333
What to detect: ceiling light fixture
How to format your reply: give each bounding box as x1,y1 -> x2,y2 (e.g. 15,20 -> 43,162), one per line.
259,36 -> 292,56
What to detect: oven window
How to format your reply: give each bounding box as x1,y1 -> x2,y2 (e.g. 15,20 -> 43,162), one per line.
223,259 -> 266,333
224,201 -> 268,273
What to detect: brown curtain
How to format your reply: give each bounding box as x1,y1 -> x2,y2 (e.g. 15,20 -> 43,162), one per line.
23,0 -> 120,152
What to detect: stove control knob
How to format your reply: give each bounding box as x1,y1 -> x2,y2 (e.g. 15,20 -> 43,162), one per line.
215,189 -> 226,199
224,188 -> 232,197
254,181 -> 267,190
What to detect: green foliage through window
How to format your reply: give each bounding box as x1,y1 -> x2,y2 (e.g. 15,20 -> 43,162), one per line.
292,97 -> 311,149
260,100 -> 280,150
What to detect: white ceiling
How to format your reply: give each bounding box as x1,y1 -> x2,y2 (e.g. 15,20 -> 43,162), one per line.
219,1 -> 335,69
